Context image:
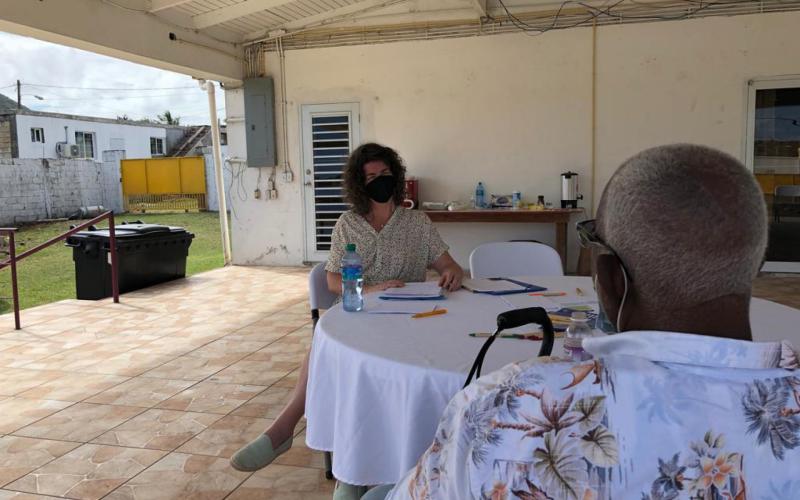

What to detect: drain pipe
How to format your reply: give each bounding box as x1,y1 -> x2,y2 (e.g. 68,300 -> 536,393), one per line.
199,79 -> 232,266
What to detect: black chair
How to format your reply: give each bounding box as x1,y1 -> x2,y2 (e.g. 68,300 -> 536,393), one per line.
773,185 -> 800,223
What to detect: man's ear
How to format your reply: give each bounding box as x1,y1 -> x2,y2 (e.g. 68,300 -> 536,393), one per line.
595,253 -> 627,329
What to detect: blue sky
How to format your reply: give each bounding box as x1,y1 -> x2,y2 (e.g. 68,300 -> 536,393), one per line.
0,31 -> 224,125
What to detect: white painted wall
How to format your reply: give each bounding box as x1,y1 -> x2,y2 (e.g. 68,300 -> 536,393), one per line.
594,12 -> 800,192
225,87 -> 306,265
15,113 -> 167,159
226,11 -> 800,271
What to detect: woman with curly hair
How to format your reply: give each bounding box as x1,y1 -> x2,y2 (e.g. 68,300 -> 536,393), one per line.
231,143 -> 463,496
326,142 -> 463,293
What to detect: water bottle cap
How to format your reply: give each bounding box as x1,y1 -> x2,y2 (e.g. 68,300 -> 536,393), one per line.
571,311 -> 588,321
346,243 -> 356,252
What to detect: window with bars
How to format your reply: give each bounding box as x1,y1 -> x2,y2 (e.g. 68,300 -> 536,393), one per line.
302,103 -> 359,260
75,131 -> 95,158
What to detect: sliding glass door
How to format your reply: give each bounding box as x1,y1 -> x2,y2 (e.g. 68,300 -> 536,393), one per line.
746,78 -> 800,273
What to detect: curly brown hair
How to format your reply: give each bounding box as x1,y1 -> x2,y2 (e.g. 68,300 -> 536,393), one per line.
342,143 -> 407,215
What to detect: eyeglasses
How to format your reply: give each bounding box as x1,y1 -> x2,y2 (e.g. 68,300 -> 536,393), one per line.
576,219 -> 603,249
576,219 -> 631,280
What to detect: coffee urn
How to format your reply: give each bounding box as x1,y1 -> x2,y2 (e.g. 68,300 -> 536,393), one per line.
404,177 -> 419,209
561,171 -> 583,208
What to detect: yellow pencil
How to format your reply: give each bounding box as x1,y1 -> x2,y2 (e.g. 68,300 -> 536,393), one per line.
412,308 -> 448,319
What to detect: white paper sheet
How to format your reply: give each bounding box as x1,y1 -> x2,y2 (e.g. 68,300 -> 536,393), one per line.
498,294 -> 562,311
366,301 -> 439,315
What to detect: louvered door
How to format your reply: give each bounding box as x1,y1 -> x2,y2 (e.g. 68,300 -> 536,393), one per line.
301,103 -> 360,262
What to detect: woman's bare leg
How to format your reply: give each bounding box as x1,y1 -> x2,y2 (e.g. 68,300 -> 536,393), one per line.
263,349 -> 310,446
230,348 -> 312,471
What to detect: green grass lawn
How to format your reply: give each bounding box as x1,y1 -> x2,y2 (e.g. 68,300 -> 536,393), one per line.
0,212 -> 227,314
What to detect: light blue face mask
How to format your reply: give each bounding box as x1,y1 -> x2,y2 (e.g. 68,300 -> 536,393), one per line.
578,219 -> 629,334
593,271 -> 628,334
595,300 -> 618,334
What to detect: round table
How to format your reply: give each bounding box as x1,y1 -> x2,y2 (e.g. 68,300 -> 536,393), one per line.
304,275 -> 800,486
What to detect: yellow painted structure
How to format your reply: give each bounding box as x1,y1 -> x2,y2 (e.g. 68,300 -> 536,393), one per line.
121,157 -> 207,212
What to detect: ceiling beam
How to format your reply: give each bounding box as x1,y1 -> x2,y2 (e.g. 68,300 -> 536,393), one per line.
193,0 -> 292,29
0,0 -> 243,84
149,0 -> 195,12
243,0 -> 407,41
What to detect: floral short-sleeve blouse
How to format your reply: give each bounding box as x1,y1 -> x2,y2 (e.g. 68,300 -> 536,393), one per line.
324,208 -> 449,286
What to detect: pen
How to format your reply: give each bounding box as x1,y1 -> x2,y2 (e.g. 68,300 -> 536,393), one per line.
412,307 -> 448,319
529,291 -> 566,297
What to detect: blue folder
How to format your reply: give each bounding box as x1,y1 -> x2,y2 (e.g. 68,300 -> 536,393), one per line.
473,278 -> 546,296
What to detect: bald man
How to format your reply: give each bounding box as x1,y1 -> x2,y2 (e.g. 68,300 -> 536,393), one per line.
364,144 -> 800,500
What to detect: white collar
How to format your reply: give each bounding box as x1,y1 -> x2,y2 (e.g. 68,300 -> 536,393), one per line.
582,331 -> 798,370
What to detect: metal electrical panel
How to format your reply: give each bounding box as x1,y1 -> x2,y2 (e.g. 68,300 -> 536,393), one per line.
243,77 -> 277,168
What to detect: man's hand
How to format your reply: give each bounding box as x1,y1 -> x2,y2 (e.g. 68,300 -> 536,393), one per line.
365,280 -> 405,294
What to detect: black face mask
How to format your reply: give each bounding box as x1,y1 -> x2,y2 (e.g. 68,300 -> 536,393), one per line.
365,175 -> 396,203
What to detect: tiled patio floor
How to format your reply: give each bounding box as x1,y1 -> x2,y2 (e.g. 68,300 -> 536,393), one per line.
0,266 -> 332,500
0,266 -> 798,500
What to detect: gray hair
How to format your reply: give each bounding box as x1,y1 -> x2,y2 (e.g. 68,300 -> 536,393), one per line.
597,144 -> 767,310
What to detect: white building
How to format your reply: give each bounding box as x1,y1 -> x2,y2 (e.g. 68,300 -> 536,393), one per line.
0,98 -> 184,160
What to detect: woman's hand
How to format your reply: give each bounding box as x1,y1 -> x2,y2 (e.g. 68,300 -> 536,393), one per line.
432,252 -> 464,292
365,280 -> 405,294
438,266 -> 464,292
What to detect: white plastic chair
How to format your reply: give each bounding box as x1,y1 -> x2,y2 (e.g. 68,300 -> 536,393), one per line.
469,241 -> 564,279
309,262 -> 337,328
308,262 -> 337,480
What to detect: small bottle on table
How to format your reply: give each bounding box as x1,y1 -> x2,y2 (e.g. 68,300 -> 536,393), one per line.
564,311 -> 593,361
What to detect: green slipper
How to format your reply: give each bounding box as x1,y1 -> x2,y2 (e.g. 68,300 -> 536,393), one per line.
333,482 -> 369,500
230,434 -> 293,472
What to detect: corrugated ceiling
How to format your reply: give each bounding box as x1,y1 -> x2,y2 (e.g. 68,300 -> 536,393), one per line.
157,0 -> 800,49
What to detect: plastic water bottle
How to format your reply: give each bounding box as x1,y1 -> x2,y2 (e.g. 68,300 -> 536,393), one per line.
564,312 -> 593,361
475,182 -> 486,209
341,243 -> 364,312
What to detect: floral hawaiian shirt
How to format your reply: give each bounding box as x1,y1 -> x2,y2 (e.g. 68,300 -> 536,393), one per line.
386,331 -> 800,500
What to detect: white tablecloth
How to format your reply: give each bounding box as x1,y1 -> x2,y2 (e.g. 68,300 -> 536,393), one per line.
304,275 -> 800,486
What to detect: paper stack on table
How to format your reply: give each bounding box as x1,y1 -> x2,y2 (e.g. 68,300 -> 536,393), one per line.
379,282 -> 444,300
463,278 -> 527,293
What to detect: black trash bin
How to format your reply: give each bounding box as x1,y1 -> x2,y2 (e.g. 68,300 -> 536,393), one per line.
66,223 -> 195,300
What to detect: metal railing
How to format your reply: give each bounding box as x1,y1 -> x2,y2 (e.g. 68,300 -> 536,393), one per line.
124,193 -> 207,213
0,211 -> 120,330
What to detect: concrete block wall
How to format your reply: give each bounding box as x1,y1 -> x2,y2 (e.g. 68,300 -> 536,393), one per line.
0,118 -> 12,160
0,157 -> 123,225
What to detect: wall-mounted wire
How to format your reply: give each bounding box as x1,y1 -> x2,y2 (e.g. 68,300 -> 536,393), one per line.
494,0 -> 772,36
223,157 -> 249,219
276,37 -> 294,184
